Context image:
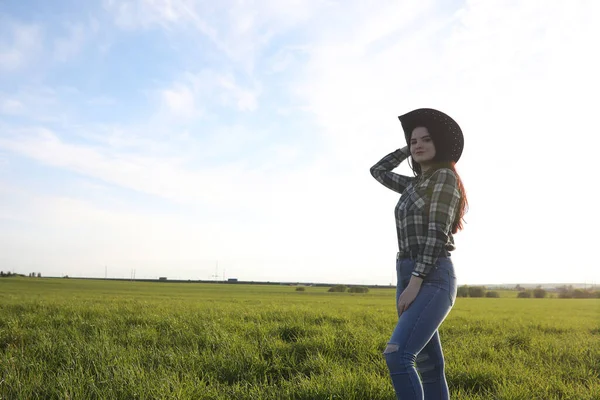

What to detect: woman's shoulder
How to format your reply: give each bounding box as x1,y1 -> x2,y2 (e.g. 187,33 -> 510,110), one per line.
428,168 -> 458,186
433,167 -> 456,177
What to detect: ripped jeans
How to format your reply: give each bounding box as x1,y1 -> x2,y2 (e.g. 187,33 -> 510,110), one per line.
384,256 -> 457,400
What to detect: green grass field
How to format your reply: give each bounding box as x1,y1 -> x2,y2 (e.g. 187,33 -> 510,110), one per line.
1,278 -> 598,399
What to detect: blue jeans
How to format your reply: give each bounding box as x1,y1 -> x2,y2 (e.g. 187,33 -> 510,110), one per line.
384,257 -> 457,400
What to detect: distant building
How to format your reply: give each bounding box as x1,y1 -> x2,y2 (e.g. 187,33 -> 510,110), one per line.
228,278 -> 238,282
159,277 -> 167,281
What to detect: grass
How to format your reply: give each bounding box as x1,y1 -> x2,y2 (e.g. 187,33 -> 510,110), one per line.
1,277 -> 599,399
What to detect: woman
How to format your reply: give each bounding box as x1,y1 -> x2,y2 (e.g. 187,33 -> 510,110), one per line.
370,108 -> 468,399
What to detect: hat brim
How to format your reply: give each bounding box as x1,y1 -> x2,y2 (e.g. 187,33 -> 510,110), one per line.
398,108 -> 464,162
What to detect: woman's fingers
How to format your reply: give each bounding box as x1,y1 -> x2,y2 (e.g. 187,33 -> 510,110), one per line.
397,301 -> 406,316
398,297 -> 413,317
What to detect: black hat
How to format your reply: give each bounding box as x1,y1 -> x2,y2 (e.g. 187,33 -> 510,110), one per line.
398,108 -> 464,162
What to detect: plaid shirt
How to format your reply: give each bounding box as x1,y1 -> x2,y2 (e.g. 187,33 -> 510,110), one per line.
370,147 -> 461,278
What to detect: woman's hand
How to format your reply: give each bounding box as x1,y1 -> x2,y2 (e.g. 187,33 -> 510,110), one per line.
397,276 -> 423,317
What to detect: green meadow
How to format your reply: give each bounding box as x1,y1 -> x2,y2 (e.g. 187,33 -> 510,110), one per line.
1,278 -> 598,399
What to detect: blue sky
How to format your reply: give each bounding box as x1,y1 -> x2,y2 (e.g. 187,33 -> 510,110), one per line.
1,0 -> 599,285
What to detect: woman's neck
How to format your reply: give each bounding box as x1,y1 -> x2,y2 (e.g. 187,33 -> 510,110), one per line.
420,163 -> 433,174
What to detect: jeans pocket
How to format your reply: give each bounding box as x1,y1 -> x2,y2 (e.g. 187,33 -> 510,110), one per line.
422,266 -> 446,291
423,265 -> 456,306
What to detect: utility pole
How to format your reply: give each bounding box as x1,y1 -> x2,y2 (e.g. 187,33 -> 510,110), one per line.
211,260 -> 219,281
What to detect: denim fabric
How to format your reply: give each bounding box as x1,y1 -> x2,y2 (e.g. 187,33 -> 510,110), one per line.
385,257 -> 457,400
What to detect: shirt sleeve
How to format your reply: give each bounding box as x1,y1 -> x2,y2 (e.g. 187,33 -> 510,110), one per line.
414,168 -> 461,277
369,147 -> 414,194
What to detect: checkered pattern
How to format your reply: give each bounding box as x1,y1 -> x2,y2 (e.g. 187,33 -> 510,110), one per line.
370,148 -> 461,277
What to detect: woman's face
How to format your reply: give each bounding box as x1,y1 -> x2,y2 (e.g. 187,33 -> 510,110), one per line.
410,126 -> 436,166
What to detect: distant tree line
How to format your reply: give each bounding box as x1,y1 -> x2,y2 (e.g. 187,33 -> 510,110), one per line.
456,284 -> 600,299
0,271 -> 41,278
327,285 -> 369,293
516,285 -> 599,298
0,271 -> 22,278
457,285 -> 548,298
456,285 -> 490,298
555,285 -> 600,299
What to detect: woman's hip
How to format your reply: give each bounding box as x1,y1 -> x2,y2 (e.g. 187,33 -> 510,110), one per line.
396,257 -> 457,305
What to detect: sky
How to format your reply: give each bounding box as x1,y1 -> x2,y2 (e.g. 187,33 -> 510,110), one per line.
1,0 -> 598,286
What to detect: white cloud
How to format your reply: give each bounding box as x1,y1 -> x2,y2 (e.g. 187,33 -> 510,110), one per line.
0,86 -> 67,123
0,98 -> 24,115
0,126 -> 300,212
0,21 -> 42,71
103,0 -> 333,72
104,0 -> 194,29
0,127 -> 207,204
86,96 -> 116,106
161,84 -> 197,118
215,73 -> 259,111
53,23 -> 87,62
157,70 -> 260,120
